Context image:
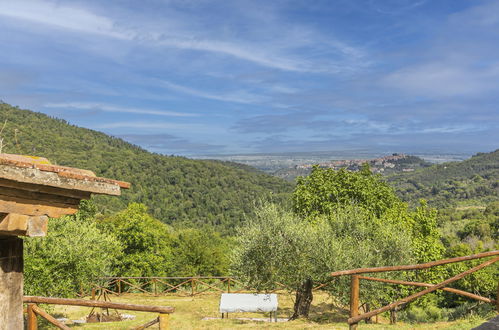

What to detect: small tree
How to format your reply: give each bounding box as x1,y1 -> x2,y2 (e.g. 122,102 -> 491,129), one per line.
231,203 -> 414,319
24,205 -> 122,297
98,203 -> 175,277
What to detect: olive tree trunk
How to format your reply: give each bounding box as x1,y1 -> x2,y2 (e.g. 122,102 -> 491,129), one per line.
290,278 -> 313,320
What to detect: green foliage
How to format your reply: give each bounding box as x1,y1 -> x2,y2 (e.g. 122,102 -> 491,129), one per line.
231,203 -> 415,306
0,103 -> 293,234
389,150 -> 499,208
293,165 -> 400,218
97,203 -> 174,277
24,212 -> 122,297
171,228 -> 231,276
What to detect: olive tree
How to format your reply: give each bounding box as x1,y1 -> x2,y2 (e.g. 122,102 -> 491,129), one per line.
231,203 -> 414,319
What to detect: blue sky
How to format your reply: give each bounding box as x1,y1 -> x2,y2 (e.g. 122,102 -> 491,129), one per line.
0,0 -> 498,156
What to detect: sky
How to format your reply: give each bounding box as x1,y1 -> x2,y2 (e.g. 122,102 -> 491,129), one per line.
0,0 -> 498,156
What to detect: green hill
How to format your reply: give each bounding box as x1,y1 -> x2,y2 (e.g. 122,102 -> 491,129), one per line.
0,103 -> 293,233
388,150 -> 499,208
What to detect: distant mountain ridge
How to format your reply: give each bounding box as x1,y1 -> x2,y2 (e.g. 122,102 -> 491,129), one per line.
0,103 -> 293,233
388,150 -> 499,208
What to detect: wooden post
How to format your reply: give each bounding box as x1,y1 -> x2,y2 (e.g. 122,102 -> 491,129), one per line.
159,313 -> 169,330
27,304 -> 38,330
227,278 -> 231,293
349,275 -> 360,330
118,279 -> 122,296
153,278 -> 157,296
0,236 -> 23,330
91,287 -> 96,300
191,278 -> 196,296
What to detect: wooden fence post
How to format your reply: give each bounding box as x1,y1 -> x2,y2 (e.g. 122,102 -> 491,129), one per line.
27,303 -> 38,330
227,278 -> 231,293
191,278 -> 196,296
349,275 -> 360,330
159,313 -> 169,330
118,279 -> 121,296
153,278 -> 158,296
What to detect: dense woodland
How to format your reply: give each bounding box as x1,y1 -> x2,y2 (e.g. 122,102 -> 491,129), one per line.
1,103 -> 497,323
0,103 -> 292,234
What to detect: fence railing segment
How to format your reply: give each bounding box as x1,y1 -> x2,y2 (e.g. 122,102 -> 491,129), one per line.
330,250 -> 499,330
23,295 -> 174,330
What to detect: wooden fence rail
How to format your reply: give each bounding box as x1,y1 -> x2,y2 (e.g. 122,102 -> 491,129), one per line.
84,276 -> 326,298
23,296 -> 174,330
330,250 -> 499,330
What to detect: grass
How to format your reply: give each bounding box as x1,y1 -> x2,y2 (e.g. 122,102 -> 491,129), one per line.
47,292 -> 489,329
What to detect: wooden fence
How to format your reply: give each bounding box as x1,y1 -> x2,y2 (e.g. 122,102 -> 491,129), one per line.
329,250 -> 499,330
24,295 -> 174,329
84,276 -> 332,298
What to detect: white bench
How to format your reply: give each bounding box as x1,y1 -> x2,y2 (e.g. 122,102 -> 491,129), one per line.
219,293 -> 278,322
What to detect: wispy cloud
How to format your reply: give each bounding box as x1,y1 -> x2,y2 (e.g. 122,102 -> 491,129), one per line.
0,1 -> 130,39
158,80 -> 267,104
95,121 -> 205,130
44,102 -> 197,117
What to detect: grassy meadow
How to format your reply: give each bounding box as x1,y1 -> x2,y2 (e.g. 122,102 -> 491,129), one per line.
47,292 -> 487,329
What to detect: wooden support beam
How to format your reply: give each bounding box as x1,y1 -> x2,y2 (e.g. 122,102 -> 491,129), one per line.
31,304 -> 70,330
358,276 -> 495,304
0,236 -> 23,329
27,304 -> 38,330
0,199 -> 77,218
0,178 -> 91,200
331,250 -> 499,277
0,213 -> 48,237
0,164 -> 123,195
347,256 -> 499,325
349,275 -> 360,330
159,313 -> 170,330
23,296 -> 175,314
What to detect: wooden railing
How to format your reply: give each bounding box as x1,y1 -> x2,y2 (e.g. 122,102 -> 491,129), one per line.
329,250 -> 499,329
24,295 -> 174,329
85,276 -> 330,297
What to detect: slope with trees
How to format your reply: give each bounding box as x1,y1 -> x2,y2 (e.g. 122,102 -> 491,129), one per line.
0,103 -> 293,233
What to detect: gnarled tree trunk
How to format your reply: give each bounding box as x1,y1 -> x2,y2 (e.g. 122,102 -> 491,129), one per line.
290,278 -> 313,320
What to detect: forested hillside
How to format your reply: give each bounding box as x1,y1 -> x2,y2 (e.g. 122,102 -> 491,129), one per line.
389,150 -> 499,208
0,103 -> 293,233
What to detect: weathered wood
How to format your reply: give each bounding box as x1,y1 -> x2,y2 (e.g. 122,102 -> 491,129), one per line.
27,304 -> 38,330
23,296 -> 175,314
0,236 -> 23,330
349,275 -> 359,330
359,276 -> 496,304
31,304 -> 70,330
134,316 -> 159,329
347,256 -> 499,325
159,313 -> 170,330
0,199 -> 77,218
0,178 -> 92,200
331,250 -> 499,277
0,164 -> 123,196
0,186 -> 81,207
0,213 -> 48,237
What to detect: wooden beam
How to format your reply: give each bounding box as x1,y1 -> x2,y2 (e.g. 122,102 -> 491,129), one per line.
23,296 -> 175,314
0,164 -> 122,196
0,186 -> 81,206
0,213 -> 48,237
0,178 -> 92,200
331,251 -> 499,277
0,199 -> 77,218
358,276 -> 495,304
348,256 -> 499,325
31,304 -> 70,330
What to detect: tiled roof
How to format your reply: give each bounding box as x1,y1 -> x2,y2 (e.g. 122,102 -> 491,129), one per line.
0,154 -> 130,189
